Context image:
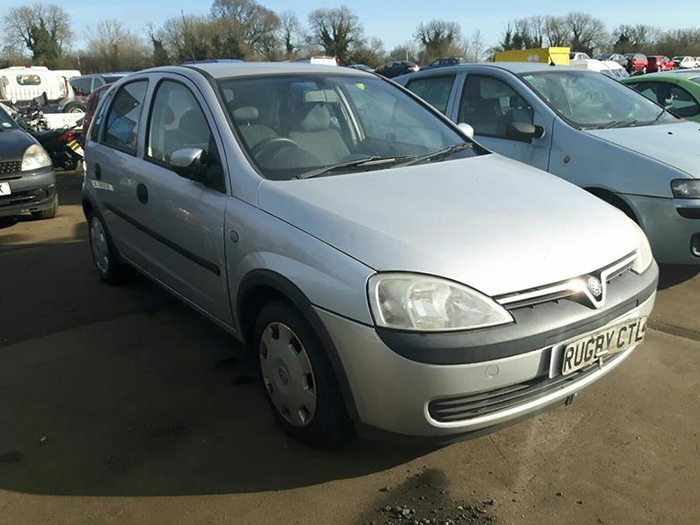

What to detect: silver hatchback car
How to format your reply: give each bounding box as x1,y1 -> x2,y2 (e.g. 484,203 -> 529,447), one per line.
83,63 -> 658,444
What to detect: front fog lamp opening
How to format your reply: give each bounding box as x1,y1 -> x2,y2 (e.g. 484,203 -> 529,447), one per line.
671,179 -> 700,199
368,273 -> 514,332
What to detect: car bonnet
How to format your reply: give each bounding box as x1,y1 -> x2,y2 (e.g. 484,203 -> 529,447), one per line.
585,120 -> 700,178
257,154 -> 638,297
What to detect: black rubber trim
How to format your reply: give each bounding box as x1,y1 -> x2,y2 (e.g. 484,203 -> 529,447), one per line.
104,202 -> 221,276
677,207 -> 700,219
375,262 -> 659,365
236,269 -> 360,422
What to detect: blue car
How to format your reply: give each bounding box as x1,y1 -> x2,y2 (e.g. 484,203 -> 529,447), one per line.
396,63 -> 700,264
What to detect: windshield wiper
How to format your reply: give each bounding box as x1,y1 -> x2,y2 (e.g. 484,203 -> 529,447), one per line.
652,108 -> 667,123
298,155 -> 416,179
603,118 -> 638,129
403,142 -> 473,167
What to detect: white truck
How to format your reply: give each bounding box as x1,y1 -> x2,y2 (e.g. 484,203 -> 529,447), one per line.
0,66 -> 78,104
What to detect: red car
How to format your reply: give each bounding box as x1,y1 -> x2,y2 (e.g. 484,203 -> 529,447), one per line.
80,84 -> 111,146
625,53 -> 648,74
647,55 -> 674,72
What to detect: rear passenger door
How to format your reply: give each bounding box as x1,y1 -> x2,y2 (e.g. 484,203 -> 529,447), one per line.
456,73 -> 552,171
405,73 -> 460,115
131,75 -> 232,325
88,78 -> 150,258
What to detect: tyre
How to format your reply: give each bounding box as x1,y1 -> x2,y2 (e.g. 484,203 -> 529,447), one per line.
254,301 -> 350,445
31,196 -> 58,220
63,102 -> 86,114
88,212 -> 127,284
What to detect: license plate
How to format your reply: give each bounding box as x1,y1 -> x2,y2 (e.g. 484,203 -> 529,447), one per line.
562,316 -> 647,376
0,182 -> 11,196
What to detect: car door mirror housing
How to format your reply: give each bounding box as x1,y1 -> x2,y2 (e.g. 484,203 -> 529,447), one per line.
506,122 -> 545,143
170,148 -> 206,179
457,122 -> 474,140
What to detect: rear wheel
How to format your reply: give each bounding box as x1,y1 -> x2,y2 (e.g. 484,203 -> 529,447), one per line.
88,213 -> 127,284
31,196 -> 58,220
255,301 -> 350,445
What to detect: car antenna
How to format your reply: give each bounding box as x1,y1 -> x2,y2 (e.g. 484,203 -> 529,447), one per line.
182,9 -> 196,64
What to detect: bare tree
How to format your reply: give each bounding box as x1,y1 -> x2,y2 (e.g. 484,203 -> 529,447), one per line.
211,0 -> 280,59
465,29 -> 486,62
386,42 -> 419,63
349,37 -> 385,68
3,3 -> 72,67
277,11 -> 304,59
612,24 -> 658,54
308,6 -> 363,64
565,12 -> 606,54
414,20 -> 462,63
84,19 -> 150,72
543,15 -> 570,47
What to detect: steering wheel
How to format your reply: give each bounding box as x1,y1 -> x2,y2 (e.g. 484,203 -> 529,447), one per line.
251,137 -> 300,160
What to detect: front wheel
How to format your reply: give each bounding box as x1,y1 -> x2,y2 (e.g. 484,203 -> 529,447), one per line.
255,302 -> 351,445
31,196 -> 58,220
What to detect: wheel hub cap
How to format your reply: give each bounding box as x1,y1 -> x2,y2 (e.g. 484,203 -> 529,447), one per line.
89,217 -> 109,274
259,322 -> 317,427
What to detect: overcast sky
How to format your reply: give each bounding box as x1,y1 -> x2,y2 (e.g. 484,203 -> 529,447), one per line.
2,0 -> 697,50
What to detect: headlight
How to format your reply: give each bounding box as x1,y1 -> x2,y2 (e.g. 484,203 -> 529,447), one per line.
367,273 -> 514,332
671,179 -> 700,199
21,144 -> 52,171
632,222 -> 653,273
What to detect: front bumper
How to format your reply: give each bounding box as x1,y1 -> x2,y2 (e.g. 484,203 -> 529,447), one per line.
625,194 -> 700,264
0,167 -> 56,218
318,274 -> 656,440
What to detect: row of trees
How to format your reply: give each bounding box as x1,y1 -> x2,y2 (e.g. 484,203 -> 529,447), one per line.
0,1 -> 487,72
3,3 -> 700,73
497,12 -> 700,57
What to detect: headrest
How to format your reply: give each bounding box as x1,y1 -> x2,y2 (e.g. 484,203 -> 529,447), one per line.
299,104 -> 331,132
232,106 -> 259,123
303,89 -> 339,104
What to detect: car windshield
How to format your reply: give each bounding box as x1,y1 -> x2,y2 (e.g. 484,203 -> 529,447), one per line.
520,70 -> 672,129
0,104 -> 17,129
218,74 -> 475,180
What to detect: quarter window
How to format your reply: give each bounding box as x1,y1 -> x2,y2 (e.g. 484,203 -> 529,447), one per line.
406,75 -> 456,114
104,81 -> 148,154
70,78 -> 92,96
16,74 -> 41,86
459,75 -> 533,138
147,80 -> 225,192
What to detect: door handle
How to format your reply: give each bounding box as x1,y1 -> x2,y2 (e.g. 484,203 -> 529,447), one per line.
94,163 -> 102,180
137,183 -> 148,204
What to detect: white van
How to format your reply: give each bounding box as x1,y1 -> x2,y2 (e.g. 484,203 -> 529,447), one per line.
0,66 -> 73,104
294,56 -> 338,66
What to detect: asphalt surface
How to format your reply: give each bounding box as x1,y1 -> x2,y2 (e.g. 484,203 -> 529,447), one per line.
1,171 -> 699,525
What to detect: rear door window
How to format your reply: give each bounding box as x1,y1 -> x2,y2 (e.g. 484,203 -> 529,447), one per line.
103,80 -> 148,154
405,75 -> 456,114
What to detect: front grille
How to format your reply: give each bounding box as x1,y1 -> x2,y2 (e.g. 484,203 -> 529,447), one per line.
428,353 -> 620,423
0,188 -> 47,208
496,252 -> 637,310
0,161 -> 22,175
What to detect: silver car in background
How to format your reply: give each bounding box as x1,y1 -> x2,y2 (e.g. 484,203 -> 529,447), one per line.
83,63 -> 658,444
397,63 -> 700,265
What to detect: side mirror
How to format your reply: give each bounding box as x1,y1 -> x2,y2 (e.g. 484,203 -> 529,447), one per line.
170,148 -> 206,179
457,122 -> 474,140
506,122 -> 545,143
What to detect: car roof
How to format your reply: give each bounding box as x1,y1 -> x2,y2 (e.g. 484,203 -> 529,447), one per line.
402,62 -> 583,77
631,70 -> 700,81
180,62 -> 370,79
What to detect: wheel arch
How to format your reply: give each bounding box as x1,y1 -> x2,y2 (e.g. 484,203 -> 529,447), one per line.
236,269 -> 360,422
584,186 -> 640,224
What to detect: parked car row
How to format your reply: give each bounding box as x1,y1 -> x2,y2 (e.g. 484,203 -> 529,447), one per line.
78,61 -> 663,447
